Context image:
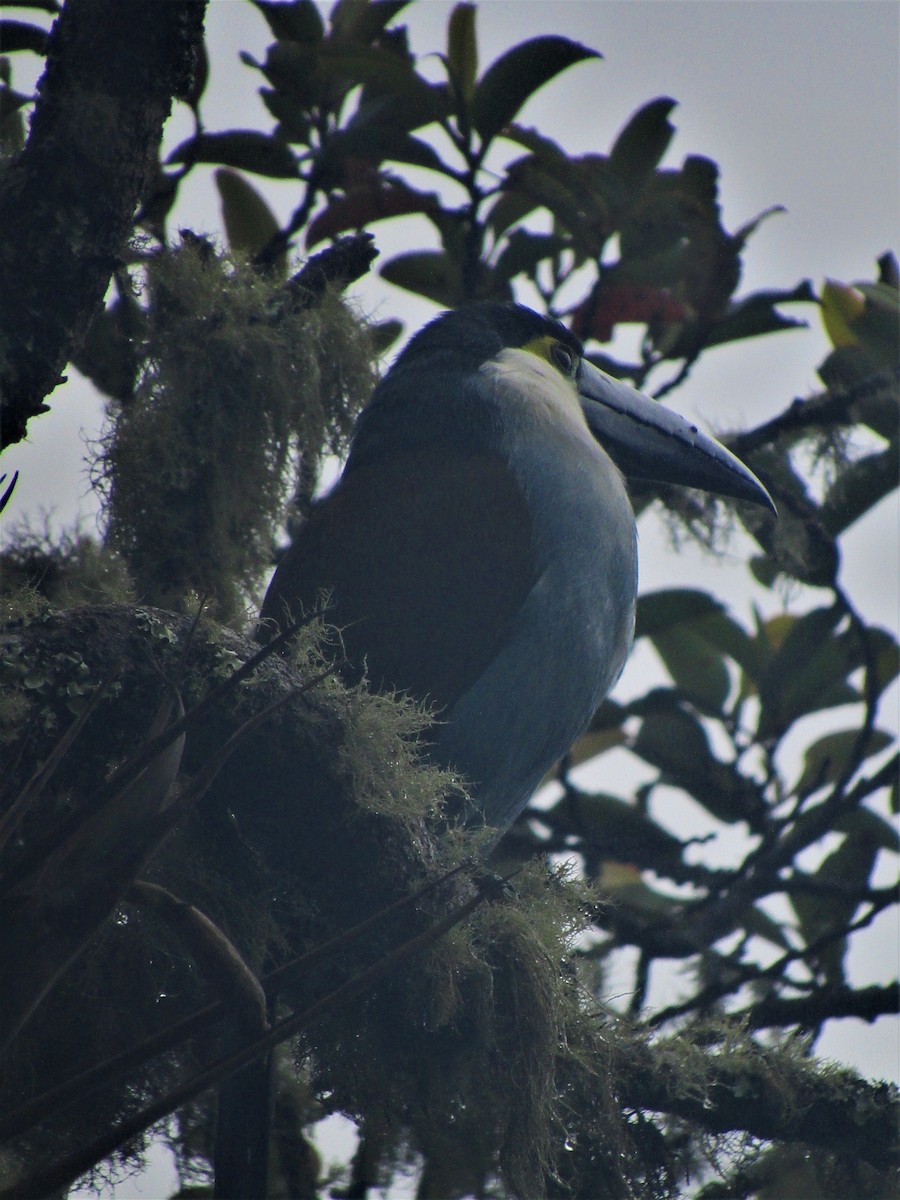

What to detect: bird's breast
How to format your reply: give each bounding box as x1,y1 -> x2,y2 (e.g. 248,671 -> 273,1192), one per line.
506,410 -> 638,704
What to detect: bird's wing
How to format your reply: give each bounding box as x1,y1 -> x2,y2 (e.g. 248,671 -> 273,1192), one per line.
259,447 -> 538,715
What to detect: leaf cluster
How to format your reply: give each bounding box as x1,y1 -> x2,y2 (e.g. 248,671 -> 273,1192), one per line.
155,0 -> 816,388
0,3 -> 896,1198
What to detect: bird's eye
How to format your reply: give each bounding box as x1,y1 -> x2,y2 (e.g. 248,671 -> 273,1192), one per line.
550,342 -> 577,376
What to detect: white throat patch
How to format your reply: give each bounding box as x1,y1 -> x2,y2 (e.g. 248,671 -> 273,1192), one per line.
480,347 -> 595,444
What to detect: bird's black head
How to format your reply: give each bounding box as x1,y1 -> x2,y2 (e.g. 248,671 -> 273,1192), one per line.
347,303 -> 588,466
393,302 -> 584,376
352,301 -> 775,511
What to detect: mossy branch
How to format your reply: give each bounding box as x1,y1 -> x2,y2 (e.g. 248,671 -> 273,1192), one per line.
612,1027 -> 899,1173
0,0 -> 207,446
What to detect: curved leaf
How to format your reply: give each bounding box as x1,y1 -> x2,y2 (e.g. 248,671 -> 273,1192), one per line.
567,724 -> 627,770
260,86 -> 312,142
253,0 -> 324,44
791,836 -> 880,983
608,97 -> 677,195
835,805 -> 900,853
821,278 -> 864,349
168,131 -> 298,179
556,792 -> 685,869
630,697 -> 762,825
491,229 -> 568,286
330,0 -> 411,44
703,282 -> 815,349
795,728 -> 894,800
306,182 -> 440,248
447,2 -> 478,104
501,122 -> 567,158
486,186 -> 541,240
318,123 -> 449,175
821,440 -> 900,538
636,590 -> 762,695
0,19 -> 48,54
472,35 -> 600,145
651,625 -> 731,713
759,608 -> 860,737
498,154 -> 612,256
380,250 -> 462,306
215,169 -> 282,266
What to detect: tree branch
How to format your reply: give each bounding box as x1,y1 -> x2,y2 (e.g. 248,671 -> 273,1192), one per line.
614,1033 -> 899,1172
745,982 -> 899,1031
0,0 -> 207,447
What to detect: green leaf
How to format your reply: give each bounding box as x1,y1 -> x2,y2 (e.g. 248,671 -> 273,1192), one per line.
242,40 -> 318,102
821,278 -> 863,347
703,282 -> 815,349
608,97 -> 677,195
496,154 -> 612,256
370,318 -> 404,355
692,612 -> 766,685
794,728 -> 893,799
868,627 -> 900,699
651,625 -> 731,712
486,186 -> 542,240
253,0 -> 325,43
317,123 -> 449,176
501,122 -> 566,158
351,77 -> 451,135
0,20 -> 49,54
835,804 -> 900,853
318,45 -> 449,130
380,250 -> 462,307
635,589 -> 724,638
731,204 -> 786,248
791,835 -> 880,984
0,84 -> 32,122
260,86 -> 312,142
820,275 -> 899,369
329,0 -> 411,45
215,169 -> 282,266
567,724 -> 627,769
630,695 -> 763,825
759,609 -> 841,727
319,43 -> 427,93
168,131 -> 298,179
447,2 -> 478,104
556,791 -> 685,869
471,35 -> 600,145
758,608 -> 869,737
636,590 -> 764,707
306,182 -> 440,248
821,440 -> 900,537
491,229 -> 569,286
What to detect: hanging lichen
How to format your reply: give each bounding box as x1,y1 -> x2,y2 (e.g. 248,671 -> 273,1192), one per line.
96,241 -> 376,623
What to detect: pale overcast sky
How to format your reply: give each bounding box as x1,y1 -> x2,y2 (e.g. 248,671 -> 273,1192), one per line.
3,2 -> 897,1194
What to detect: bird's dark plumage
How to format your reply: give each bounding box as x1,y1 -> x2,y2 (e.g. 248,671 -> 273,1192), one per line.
260,302 -> 772,838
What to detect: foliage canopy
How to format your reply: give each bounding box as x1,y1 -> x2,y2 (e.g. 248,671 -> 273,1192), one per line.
0,2 -> 897,1198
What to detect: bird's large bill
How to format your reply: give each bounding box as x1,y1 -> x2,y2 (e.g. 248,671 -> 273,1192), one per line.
577,360 -> 775,512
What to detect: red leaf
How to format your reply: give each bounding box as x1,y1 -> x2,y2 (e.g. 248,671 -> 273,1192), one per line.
572,283 -> 687,342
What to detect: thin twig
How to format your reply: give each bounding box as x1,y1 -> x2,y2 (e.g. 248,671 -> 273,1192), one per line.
0,880 -> 497,1200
